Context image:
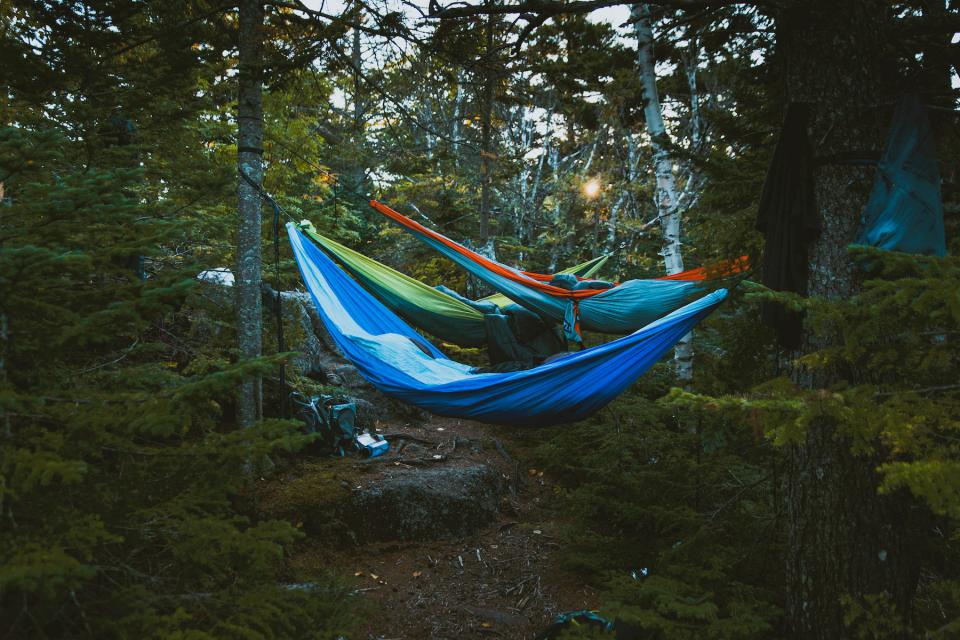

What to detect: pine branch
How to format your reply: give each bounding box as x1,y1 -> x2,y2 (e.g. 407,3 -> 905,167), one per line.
109,3 -> 233,58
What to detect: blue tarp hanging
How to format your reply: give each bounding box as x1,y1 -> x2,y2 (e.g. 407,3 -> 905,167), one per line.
857,94 -> 946,256
288,224 -> 728,426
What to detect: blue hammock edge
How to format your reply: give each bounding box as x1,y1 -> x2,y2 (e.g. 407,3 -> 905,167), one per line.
288,223 -> 728,426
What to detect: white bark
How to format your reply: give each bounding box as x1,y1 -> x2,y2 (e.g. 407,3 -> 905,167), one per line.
581,132 -> 600,177
452,69 -> 464,166
609,124 -> 640,253
676,39 -> 706,214
547,142 -> 562,271
633,3 -> 692,382
422,100 -> 434,159
606,195 -> 622,252
684,40 -> 703,151
512,112 -> 535,251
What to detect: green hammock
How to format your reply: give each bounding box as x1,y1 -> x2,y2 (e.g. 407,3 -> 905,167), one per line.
301,226 -> 609,347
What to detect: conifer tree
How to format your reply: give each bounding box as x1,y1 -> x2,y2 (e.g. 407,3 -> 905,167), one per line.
773,1 -> 949,634
236,0 -> 266,427
0,3 -> 359,636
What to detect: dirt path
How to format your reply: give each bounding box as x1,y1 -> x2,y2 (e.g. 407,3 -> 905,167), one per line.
271,415 -> 599,639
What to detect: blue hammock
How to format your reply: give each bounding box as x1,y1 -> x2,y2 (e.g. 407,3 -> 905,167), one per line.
857,94 -> 946,256
289,223 -> 728,426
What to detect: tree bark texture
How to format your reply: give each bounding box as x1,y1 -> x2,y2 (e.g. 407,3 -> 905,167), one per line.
452,69 -> 465,166
478,0 -> 495,253
632,4 -> 692,382
349,10 -> 367,194
236,0 -> 264,428
779,1 -> 923,636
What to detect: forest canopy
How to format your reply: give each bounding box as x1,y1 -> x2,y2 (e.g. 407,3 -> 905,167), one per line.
1,0 -> 958,638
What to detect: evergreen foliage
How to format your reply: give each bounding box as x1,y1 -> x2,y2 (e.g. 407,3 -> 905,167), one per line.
1,2 -> 359,636
1,0 -> 958,637
0,123 -> 358,638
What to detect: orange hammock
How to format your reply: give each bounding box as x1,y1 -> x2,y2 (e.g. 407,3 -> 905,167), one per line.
371,199 -> 747,287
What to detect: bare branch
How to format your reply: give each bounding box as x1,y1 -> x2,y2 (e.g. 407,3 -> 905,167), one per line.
430,0 -> 744,20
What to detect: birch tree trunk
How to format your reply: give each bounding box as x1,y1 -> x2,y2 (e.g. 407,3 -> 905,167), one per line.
632,3 -> 692,382
606,196 -> 622,252
452,69 -> 464,166
609,130 -> 638,255
235,0 -> 264,428
526,122 -> 548,247
422,99 -> 435,160
547,142 -> 562,271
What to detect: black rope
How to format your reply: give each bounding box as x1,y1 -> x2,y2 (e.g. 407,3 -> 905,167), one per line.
239,168 -> 288,419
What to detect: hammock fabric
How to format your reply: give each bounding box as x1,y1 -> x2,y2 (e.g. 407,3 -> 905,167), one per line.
302,227 -> 608,348
856,94 -> 946,256
658,256 -> 749,281
369,200 -> 723,342
480,255 -> 611,307
288,223 -> 728,426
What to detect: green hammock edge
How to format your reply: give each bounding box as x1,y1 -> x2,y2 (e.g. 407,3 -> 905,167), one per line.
299,225 -> 609,346
303,226 -> 482,322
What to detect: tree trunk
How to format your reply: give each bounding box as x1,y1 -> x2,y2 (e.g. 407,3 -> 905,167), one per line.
352,17 -> 362,128
684,39 -> 703,153
547,142 -> 562,271
235,0 -> 264,428
779,1 -> 923,636
527,133 -> 547,244
421,100 -> 433,160
350,9 -> 366,195
605,196 -> 622,254
611,130 -> 638,260
478,0 -> 495,256
452,69 -> 465,167
677,39 -> 705,214
632,4 -> 692,382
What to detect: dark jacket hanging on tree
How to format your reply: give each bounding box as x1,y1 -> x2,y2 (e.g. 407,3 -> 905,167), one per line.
756,103 -> 819,349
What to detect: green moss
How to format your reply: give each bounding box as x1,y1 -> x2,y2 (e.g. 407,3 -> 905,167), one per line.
257,461 -> 362,542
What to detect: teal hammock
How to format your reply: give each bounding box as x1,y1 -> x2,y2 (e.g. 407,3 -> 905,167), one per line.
369,201 -> 718,342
